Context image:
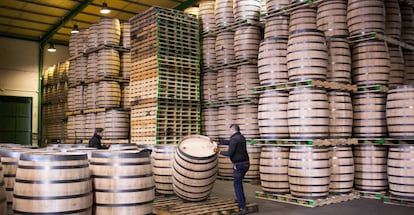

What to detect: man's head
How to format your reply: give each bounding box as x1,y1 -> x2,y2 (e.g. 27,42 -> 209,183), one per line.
95,128 -> 104,136
229,124 -> 240,135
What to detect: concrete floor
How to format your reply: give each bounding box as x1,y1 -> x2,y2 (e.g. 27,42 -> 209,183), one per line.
211,180 -> 414,215
6,180 -> 413,214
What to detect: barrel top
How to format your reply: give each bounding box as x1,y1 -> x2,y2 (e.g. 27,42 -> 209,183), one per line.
91,150 -> 150,158
179,135 -> 216,158
0,149 -> 33,158
20,152 -> 88,161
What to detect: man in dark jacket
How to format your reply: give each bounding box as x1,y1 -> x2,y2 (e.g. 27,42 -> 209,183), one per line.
88,128 -> 108,149
214,124 -> 250,215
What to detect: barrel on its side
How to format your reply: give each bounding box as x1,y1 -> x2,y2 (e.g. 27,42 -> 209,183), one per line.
354,145 -> 388,192
13,152 -> 92,214
172,135 -> 217,201
90,150 -> 154,214
260,146 -> 290,194
388,145 -> 414,198
288,147 -> 330,199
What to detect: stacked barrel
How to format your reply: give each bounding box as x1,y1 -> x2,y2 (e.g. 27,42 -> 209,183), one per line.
0,144 -> 154,214
199,0 -> 263,181
65,18 -> 131,143
129,7 -> 201,145
41,62 -> 69,143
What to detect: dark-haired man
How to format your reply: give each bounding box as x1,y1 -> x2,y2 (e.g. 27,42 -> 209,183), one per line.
214,124 -> 250,215
88,128 -> 108,149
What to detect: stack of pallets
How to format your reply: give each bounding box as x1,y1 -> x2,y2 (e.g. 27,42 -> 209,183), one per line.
129,7 -> 201,144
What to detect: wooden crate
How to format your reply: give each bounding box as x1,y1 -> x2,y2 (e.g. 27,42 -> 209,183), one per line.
130,100 -> 201,145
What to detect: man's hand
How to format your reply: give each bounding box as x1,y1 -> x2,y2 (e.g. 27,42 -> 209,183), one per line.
210,137 -> 219,143
213,147 -> 220,153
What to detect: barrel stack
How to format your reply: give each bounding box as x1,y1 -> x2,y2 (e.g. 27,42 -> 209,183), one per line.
63,18 -> 131,145
347,0 -> 390,194
199,0 -> 263,181
129,7 -> 201,145
42,62 -> 69,144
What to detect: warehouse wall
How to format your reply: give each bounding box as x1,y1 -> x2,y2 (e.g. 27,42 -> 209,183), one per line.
0,37 -> 68,145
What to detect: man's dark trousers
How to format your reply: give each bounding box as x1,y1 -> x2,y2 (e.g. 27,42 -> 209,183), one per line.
233,162 -> 250,210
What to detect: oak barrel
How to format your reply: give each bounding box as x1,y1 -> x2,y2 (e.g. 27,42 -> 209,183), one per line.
386,85 -> 414,138
328,91 -> 353,138
354,145 -> 388,192
153,145 -> 177,194
288,147 -> 330,199
347,0 -> 385,36
214,0 -> 234,28
327,38 -> 352,84
90,150 -> 153,214
288,87 -> 329,139
351,40 -> 390,86
387,145 -> 414,198
237,104 -> 260,139
388,46 -> 404,87
258,38 -> 288,85
317,0 -> 348,37
172,135 -> 217,201
259,146 -> 289,194
353,92 -> 387,138
13,152 -> 92,214
287,30 -> 328,81
329,146 -> 354,194
258,90 -> 289,139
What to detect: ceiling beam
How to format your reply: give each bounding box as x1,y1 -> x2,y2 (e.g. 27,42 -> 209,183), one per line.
0,5 -> 62,18
174,0 -> 198,10
0,23 -> 45,32
40,0 -> 93,46
15,0 -> 72,11
0,14 -> 54,26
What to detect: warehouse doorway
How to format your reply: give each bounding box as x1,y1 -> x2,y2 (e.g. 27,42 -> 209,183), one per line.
0,96 -> 32,145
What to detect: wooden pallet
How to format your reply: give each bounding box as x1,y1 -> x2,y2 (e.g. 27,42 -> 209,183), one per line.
383,195 -> 414,207
356,138 -> 414,145
203,98 -> 258,108
85,76 -> 130,84
263,0 -> 323,18
253,80 -> 356,93
255,191 -> 360,208
253,138 -> 358,146
355,190 -> 386,200
65,110 -> 82,116
83,107 -> 129,114
355,85 -> 389,93
348,32 -> 414,51
203,58 -> 257,72
202,18 -> 262,37
153,195 -> 259,215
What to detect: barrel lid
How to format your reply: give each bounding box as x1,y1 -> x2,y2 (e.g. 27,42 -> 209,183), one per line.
388,85 -> 414,91
178,135 -> 216,158
20,152 -> 88,161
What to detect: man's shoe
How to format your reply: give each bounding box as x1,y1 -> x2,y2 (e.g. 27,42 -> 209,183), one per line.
231,208 -> 247,215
